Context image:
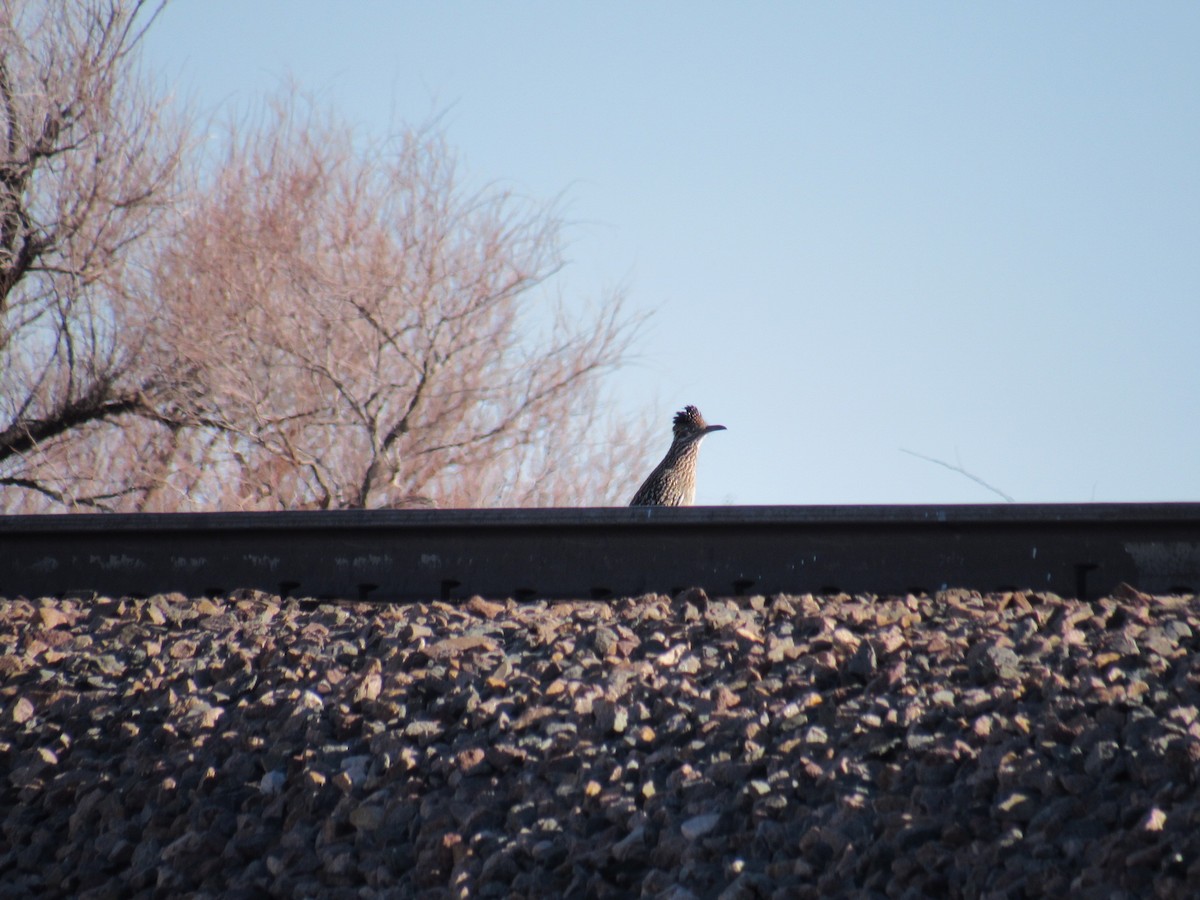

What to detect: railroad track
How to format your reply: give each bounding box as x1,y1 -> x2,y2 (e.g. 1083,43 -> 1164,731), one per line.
2,503 -> 1198,603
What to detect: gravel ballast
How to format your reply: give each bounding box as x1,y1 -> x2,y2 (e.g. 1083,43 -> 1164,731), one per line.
2,585 -> 1200,898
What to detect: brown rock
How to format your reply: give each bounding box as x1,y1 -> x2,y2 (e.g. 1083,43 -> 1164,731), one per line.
349,805 -> 385,831
426,635 -> 497,658
38,606 -> 71,630
466,595 -> 506,619
11,696 -> 35,724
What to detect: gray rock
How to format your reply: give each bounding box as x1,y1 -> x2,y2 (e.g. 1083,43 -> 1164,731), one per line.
259,770 -> 287,796
681,812 -> 721,841
968,643 -> 1021,682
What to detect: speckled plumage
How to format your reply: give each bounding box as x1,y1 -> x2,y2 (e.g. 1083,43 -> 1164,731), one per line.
629,405 -> 725,507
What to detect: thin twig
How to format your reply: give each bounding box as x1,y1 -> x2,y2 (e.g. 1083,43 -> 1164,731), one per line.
900,448 -> 1015,503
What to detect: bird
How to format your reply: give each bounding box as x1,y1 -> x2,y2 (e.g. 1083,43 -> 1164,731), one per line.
629,405 -> 726,507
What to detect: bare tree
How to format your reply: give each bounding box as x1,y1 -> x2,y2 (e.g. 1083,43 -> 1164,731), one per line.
0,0 -> 186,511
146,97 -> 650,509
0,8 -> 650,512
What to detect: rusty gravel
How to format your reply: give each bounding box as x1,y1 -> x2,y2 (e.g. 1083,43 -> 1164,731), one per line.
3,584 -> 1200,898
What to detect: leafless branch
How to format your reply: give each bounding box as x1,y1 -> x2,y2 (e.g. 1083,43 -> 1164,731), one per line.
900,448 -> 1015,503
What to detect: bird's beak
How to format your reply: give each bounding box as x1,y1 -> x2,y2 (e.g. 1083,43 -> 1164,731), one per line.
705,424 -> 727,434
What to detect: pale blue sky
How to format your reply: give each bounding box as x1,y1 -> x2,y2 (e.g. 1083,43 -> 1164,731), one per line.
144,2 -> 1200,505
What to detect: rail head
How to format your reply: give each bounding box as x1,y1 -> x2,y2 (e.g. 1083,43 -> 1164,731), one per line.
1,502 -> 1198,601
2,502 -> 1199,534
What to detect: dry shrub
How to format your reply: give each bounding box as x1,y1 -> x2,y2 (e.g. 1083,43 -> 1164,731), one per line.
137,97 -> 650,509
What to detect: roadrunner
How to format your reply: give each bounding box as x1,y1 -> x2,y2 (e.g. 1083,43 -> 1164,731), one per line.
629,405 -> 725,506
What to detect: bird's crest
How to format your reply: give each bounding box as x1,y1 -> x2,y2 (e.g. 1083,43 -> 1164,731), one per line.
672,405 -> 708,438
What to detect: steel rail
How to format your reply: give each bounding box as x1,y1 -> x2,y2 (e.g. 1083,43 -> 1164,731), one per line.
1,503 -> 1198,602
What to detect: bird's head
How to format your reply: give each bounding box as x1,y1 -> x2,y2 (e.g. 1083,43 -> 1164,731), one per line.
672,405 -> 726,442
